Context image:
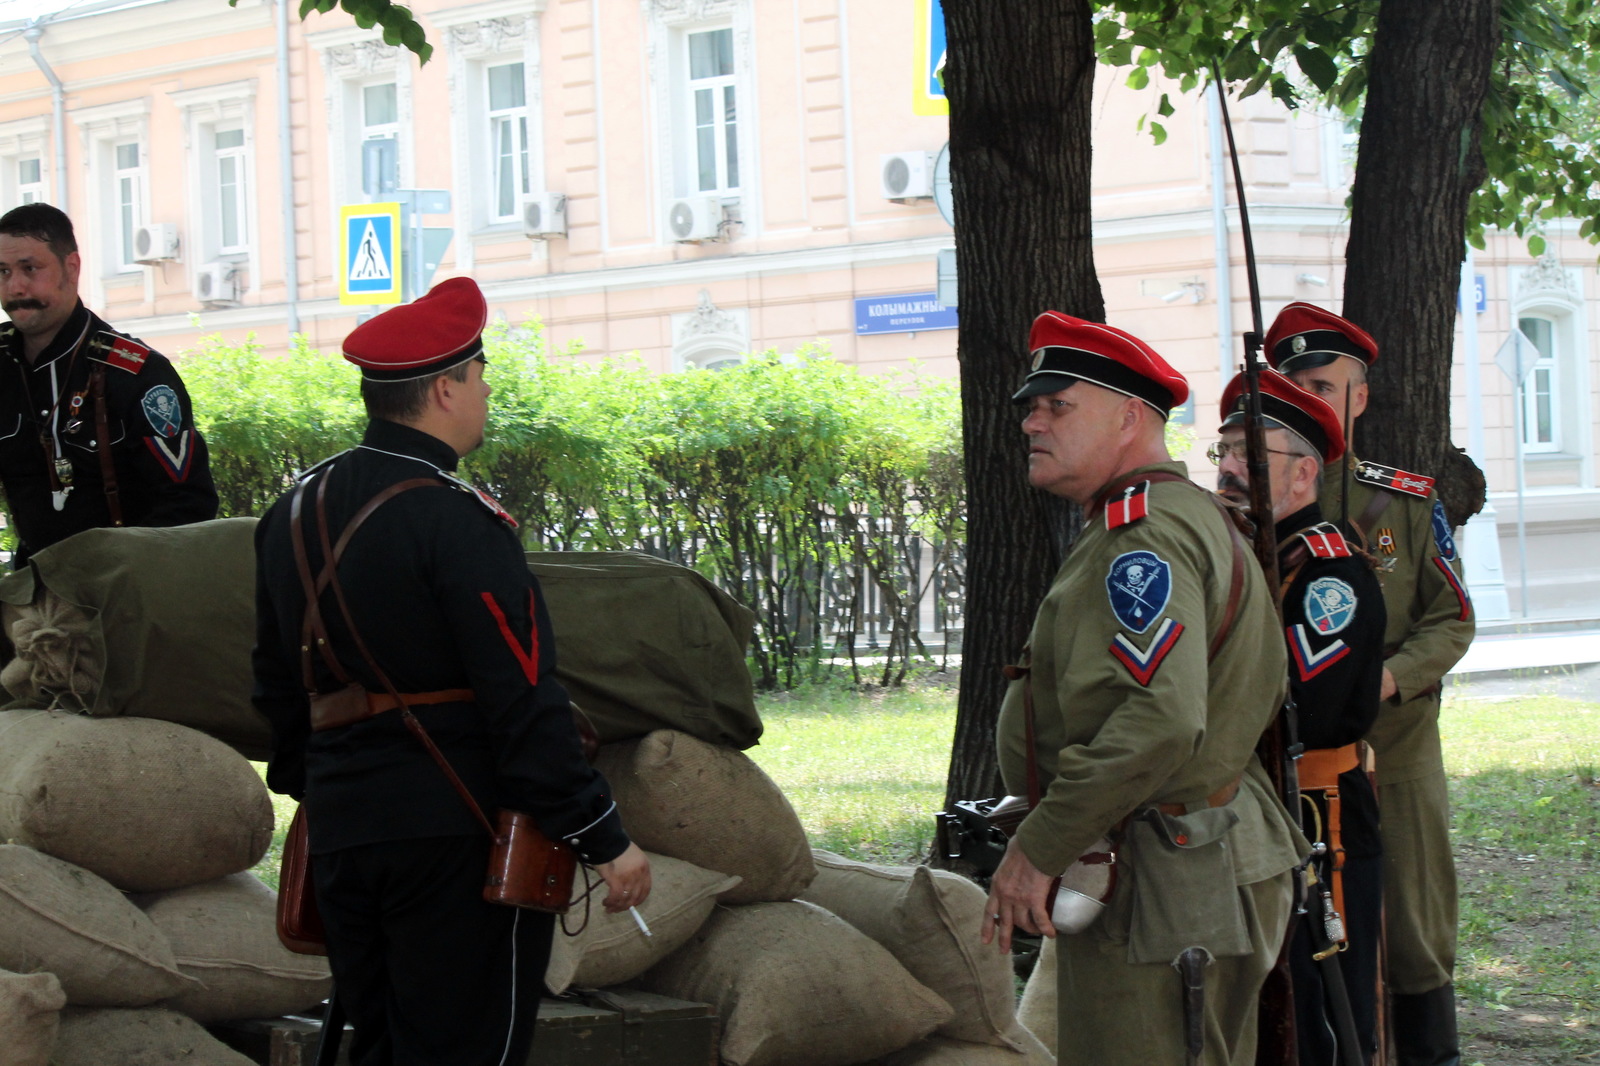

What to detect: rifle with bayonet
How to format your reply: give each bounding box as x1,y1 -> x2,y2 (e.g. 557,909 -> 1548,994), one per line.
1212,67 -> 1371,1066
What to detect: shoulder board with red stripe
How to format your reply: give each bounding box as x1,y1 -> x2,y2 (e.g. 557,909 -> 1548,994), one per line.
1292,522 -> 1351,559
1354,460 -> 1434,498
440,471 -> 519,529
1104,480 -> 1151,530
88,331 -> 151,374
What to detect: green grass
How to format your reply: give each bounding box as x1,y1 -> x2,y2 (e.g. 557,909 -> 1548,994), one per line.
748,682 -> 955,864
1440,692 -> 1600,1048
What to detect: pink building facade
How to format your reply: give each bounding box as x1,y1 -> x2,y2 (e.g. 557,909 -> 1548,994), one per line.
0,0 -> 1591,616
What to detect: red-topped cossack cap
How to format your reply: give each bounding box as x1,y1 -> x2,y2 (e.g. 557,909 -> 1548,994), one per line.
343,277 -> 489,382
1219,367 -> 1345,463
1012,311 -> 1190,418
1263,301 -> 1378,375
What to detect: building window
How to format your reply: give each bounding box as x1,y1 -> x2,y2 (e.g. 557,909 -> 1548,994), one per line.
361,82 -> 399,198
17,158 -> 42,204
214,128 -> 248,252
487,62 -> 531,222
113,141 -> 145,271
1517,315 -> 1560,453
687,28 -> 737,193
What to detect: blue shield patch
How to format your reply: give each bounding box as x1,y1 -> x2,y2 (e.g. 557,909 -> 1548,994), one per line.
1106,550 -> 1172,634
1304,576 -> 1357,636
141,385 -> 182,439
1431,500 -> 1457,562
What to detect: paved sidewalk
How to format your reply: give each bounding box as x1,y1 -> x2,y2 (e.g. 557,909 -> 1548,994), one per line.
1449,625 -> 1600,676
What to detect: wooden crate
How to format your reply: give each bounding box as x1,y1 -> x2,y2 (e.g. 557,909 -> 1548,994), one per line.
209,991 -> 717,1066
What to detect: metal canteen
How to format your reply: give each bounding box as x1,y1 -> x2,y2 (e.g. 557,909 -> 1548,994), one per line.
1049,884 -> 1106,934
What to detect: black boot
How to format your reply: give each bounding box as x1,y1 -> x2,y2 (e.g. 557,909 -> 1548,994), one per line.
1392,983 -> 1460,1066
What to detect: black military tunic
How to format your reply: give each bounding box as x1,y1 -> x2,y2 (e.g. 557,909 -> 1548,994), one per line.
253,418 -> 629,1065
1277,503 -> 1385,1066
0,301 -> 216,565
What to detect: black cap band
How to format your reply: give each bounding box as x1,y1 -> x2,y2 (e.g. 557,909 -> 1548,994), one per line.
1220,392 -> 1330,460
1012,346 -> 1175,415
1272,329 -> 1371,374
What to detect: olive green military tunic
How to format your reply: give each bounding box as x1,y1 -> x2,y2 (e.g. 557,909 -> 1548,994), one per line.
1320,454 -> 1475,994
997,463 -> 1305,1066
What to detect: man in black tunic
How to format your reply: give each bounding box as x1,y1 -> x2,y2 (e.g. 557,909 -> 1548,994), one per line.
253,277 -> 650,1066
0,204 -> 216,565
1215,368 -> 1385,1066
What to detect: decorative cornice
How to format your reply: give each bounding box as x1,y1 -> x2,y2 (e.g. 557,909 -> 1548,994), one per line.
323,40 -> 401,78
677,289 -> 740,341
647,0 -> 737,25
1515,253 -> 1579,304
446,16 -> 529,58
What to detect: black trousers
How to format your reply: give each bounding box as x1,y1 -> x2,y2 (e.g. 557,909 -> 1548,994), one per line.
1292,849 -> 1382,1066
313,835 -> 555,1066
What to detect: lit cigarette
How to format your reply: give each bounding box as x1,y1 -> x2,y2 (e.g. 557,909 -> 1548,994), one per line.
630,906 -> 652,937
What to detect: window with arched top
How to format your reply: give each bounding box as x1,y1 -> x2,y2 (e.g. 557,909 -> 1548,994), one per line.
1516,315 -> 1559,453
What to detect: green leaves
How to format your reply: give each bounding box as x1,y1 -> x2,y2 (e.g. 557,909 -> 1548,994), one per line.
288,0 -> 433,63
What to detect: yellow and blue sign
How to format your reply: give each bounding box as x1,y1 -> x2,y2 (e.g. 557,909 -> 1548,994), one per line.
340,203 -> 402,305
913,0 -> 948,116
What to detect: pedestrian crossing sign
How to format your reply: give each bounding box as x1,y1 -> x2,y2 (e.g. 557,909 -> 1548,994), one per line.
340,203 -> 402,305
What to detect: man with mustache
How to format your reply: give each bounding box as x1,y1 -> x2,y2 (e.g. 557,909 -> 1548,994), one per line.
1215,368 -> 1386,1066
985,311 -> 1303,1065
1267,303 -> 1473,1066
0,203 -> 216,565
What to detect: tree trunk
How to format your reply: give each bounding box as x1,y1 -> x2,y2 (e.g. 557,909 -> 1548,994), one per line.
1343,0 -> 1500,527
938,0 -> 1103,810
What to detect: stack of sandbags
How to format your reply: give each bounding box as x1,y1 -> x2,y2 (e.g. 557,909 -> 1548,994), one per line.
572,729 -> 1044,1066
0,710 -> 330,1062
0,519 -> 269,760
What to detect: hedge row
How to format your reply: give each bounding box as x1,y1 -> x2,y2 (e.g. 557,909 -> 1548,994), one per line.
181,323 -> 966,689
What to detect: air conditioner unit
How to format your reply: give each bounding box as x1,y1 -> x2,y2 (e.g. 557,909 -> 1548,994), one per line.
194,261 -> 239,305
666,197 -> 725,243
880,151 -> 933,202
133,223 -> 180,264
522,192 -> 568,239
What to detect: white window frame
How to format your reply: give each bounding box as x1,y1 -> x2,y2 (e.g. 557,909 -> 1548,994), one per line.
359,80 -> 401,199
1509,256 -> 1594,487
0,116 -> 51,208
309,30 -> 414,237
486,60 -> 532,224
1516,315 -> 1559,454
646,0 -> 758,243
170,80 -> 260,285
111,140 -> 146,272
439,3 -> 545,267
71,98 -> 150,281
683,27 -> 738,196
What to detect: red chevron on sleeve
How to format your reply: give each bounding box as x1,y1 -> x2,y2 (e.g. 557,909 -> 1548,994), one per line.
482,590 -> 540,684
1433,557 -> 1472,622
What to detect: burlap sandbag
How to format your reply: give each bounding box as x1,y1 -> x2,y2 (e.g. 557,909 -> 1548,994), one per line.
0,710 -> 274,892
133,873 -> 332,1023
0,967 -> 65,1066
1016,935 -> 1057,1055
799,851 -> 1027,1050
545,852 -> 739,994
593,730 -> 814,904
0,846 -> 194,1007
632,901 -> 953,1066
52,1007 -> 256,1066
528,552 -> 762,749
879,1032 -> 1056,1066
0,519 -> 269,760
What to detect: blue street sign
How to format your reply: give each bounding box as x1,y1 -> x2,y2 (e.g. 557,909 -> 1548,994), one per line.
855,292 -> 958,335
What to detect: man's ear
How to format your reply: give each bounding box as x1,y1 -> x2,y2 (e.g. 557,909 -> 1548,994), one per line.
431,372 -> 456,411
1351,381 -> 1370,421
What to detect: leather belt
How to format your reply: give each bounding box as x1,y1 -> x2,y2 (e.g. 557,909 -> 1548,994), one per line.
310,686 -> 475,732
1297,743 -> 1360,791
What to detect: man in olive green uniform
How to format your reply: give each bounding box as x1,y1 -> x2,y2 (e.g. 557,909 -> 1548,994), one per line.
1268,302 -> 1475,1066
984,312 -> 1304,1066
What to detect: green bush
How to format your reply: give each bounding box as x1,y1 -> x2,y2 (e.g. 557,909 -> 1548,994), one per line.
179,324 -> 965,689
